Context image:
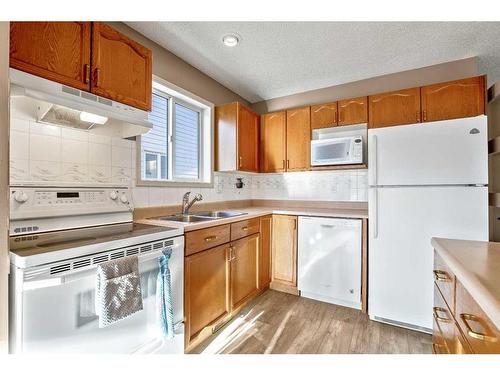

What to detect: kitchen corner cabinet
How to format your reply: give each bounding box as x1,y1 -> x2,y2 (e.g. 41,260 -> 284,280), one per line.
271,215 -> 298,294
368,87 -> 421,128
311,102 -> 337,130
9,21 -> 152,111
91,23 -> 152,111
10,22 -> 92,91
215,102 -> 259,172
338,96 -> 368,126
259,215 -> 272,290
421,76 -> 486,123
286,107 -> 311,171
260,111 -> 287,172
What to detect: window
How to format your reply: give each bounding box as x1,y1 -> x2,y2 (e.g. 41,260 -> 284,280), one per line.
138,78 -> 212,186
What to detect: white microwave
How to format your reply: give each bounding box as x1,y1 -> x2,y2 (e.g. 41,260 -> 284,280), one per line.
311,136 -> 363,166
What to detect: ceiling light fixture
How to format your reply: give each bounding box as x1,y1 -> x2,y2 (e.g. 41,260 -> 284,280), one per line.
222,33 -> 240,47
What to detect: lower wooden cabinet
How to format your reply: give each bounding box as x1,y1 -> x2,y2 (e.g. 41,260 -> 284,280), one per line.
230,234 -> 260,310
271,215 -> 298,294
184,244 -> 231,347
259,215 -> 272,290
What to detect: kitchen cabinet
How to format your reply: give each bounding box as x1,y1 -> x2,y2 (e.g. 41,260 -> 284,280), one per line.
271,215 -> 298,294
338,96 -> 368,126
259,215 -> 272,290
10,22 -> 92,91
421,76 -> 486,123
215,102 -> 259,172
260,111 -> 287,172
311,102 -> 337,130
185,244 -> 231,347
368,87 -> 421,128
286,107 -> 311,171
230,234 -> 260,311
91,22 -> 152,111
9,22 -> 152,111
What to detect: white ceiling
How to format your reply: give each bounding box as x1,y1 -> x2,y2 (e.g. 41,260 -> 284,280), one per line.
126,22 -> 500,103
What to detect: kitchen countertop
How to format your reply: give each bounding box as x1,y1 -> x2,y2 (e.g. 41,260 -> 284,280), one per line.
137,205 -> 368,232
431,237 -> 500,330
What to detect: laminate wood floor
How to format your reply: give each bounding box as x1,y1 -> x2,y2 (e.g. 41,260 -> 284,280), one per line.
192,289 -> 432,354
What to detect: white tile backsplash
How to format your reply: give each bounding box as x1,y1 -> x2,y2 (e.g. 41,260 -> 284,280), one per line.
10,116 -> 368,207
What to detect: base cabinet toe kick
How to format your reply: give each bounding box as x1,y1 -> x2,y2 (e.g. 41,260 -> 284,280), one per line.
432,250 -> 500,354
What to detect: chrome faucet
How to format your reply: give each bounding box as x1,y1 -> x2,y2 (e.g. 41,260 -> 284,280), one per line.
182,192 -> 203,215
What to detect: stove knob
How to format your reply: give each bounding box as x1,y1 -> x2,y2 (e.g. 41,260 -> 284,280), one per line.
120,193 -> 129,204
109,191 -> 118,200
13,190 -> 28,203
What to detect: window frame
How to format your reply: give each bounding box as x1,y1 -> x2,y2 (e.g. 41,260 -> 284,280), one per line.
136,75 -> 214,188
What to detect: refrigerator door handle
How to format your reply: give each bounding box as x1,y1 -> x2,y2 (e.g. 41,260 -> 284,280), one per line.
369,134 -> 378,185
372,188 -> 378,239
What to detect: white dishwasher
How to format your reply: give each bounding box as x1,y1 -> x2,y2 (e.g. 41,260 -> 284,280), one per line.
298,216 -> 362,309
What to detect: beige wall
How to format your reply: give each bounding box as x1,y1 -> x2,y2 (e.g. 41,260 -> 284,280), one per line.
108,22 -> 249,107
252,57 -> 480,113
0,22 -> 9,353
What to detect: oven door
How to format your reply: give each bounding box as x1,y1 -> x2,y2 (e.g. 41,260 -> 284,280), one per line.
9,238 -> 184,354
311,138 -> 354,166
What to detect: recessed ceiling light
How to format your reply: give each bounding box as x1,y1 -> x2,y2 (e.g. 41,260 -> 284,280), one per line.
222,33 -> 240,47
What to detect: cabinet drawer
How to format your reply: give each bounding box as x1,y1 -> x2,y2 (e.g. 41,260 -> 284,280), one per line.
456,280 -> 500,354
433,250 -> 456,314
185,224 -> 231,256
231,218 -> 260,241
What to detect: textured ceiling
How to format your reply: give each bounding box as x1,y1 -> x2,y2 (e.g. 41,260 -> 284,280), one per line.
126,22 -> 500,103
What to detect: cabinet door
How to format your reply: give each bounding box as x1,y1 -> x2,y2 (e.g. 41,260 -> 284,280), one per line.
260,111 -> 286,172
369,87 -> 421,128
237,103 -> 260,172
91,22 -> 152,111
185,244 -> 230,345
311,102 -> 337,130
338,96 -> 368,126
286,107 -> 311,171
259,215 -> 272,290
421,76 -> 485,123
272,215 -> 297,287
230,234 -> 259,311
10,22 -> 91,91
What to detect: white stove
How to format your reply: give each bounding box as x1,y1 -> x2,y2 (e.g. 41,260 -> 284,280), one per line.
9,186 -> 185,354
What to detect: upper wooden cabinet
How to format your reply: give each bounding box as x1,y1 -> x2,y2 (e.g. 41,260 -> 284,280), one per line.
311,102 -> 337,130
286,107 -> 311,171
9,22 -> 152,111
10,22 -> 91,91
369,87 -> 421,128
260,111 -> 287,173
215,102 -> 259,172
421,76 -> 486,123
338,96 -> 368,126
91,23 -> 152,111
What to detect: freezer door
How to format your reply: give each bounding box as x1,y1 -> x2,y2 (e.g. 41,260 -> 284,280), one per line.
368,116 -> 487,186
298,216 -> 362,309
368,186 -> 488,330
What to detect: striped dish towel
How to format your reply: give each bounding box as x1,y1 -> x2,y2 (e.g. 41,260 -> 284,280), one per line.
156,248 -> 175,339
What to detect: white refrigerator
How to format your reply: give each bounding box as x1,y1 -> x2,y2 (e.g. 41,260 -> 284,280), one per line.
368,116 -> 488,332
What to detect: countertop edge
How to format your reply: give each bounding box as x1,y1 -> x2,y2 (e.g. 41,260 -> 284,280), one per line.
431,237 -> 500,331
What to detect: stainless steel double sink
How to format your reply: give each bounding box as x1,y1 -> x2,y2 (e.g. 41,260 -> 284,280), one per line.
150,210 -> 246,223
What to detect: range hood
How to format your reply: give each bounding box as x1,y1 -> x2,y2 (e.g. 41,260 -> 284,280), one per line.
10,68 -> 153,138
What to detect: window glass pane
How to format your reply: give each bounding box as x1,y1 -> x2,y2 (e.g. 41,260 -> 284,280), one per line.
173,103 -> 200,180
145,153 -> 158,179
143,93 -> 168,180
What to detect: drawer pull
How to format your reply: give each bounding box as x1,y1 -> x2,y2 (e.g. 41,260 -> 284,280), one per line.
432,342 -> 447,354
433,270 -> 451,282
460,313 -> 498,343
204,235 -> 217,242
433,307 -> 452,323
241,226 -> 248,231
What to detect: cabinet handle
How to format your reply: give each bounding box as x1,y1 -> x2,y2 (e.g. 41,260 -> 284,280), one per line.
433,270 -> 451,282
423,110 -> 427,122
287,160 -> 290,169
204,235 -> 217,242
84,64 -> 90,84
338,111 -> 342,124
239,156 -> 243,168
460,313 -> 498,342
229,246 -> 236,261
433,307 -> 452,323
282,160 -> 286,170
241,226 -> 248,231
432,343 -> 446,354
94,68 -> 101,87
416,111 -> 421,123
